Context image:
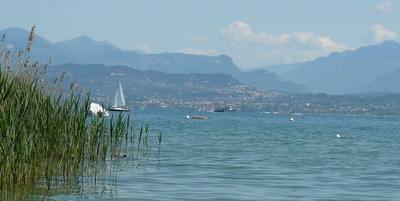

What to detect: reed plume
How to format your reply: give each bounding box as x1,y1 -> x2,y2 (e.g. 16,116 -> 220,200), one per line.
27,25 -> 35,51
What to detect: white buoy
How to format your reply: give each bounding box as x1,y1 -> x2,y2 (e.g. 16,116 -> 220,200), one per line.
289,117 -> 294,122
336,133 -> 341,138
185,115 -> 190,119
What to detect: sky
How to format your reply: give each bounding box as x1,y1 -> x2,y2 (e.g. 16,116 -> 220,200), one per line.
0,0 -> 399,69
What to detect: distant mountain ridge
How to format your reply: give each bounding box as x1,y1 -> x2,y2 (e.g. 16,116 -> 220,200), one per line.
46,63 -> 270,102
264,40 -> 400,94
46,64 -> 400,115
363,68 -> 400,93
3,27 -> 400,94
0,27 -> 307,93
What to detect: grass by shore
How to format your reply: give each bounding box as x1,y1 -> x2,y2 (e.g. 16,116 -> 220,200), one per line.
0,26 -> 159,199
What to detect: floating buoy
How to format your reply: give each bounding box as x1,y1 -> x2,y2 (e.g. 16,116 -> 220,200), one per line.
185,115 -> 190,119
336,133 -> 341,138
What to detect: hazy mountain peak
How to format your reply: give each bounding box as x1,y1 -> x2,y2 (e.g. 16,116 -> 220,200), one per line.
55,35 -> 119,50
1,27 -> 29,35
67,35 -> 94,43
0,27 -> 53,48
278,40 -> 400,94
380,40 -> 399,46
75,35 -> 92,40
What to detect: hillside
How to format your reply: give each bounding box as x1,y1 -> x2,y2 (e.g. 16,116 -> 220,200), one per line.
238,70 -> 309,93
0,27 -> 306,93
266,41 -> 400,94
44,63 -> 400,115
363,68 -> 400,93
47,63 -> 273,105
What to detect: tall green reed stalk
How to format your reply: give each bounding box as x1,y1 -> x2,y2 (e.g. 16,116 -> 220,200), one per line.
0,26 -> 160,199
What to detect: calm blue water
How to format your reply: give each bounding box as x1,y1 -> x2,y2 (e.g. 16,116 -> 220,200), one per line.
54,109 -> 400,200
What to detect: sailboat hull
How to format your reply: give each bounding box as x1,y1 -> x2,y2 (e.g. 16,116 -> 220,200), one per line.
109,107 -> 130,112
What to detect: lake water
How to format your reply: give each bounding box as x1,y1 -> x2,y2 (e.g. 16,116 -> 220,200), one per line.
53,109 -> 400,201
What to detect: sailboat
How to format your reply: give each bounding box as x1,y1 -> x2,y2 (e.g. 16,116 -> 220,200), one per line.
109,82 -> 129,112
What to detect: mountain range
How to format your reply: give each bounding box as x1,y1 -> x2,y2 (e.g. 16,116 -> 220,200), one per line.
0,27 -> 306,93
2,27 -> 400,95
264,41 -> 400,94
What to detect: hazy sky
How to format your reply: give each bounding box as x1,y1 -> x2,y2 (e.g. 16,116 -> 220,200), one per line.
0,0 -> 399,69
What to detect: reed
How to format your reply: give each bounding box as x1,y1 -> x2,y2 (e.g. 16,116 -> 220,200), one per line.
0,26 -> 159,199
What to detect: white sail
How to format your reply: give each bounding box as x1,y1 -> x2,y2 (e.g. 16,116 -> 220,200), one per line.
112,82 -> 126,108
